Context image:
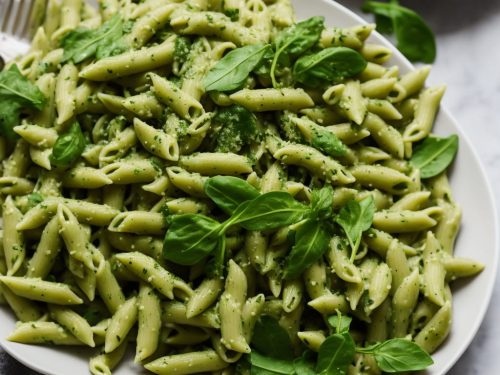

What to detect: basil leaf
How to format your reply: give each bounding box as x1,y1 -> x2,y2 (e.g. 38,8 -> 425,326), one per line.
327,312 -> 352,334
252,315 -> 294,360
271,16 -> 324,86
335,196 -> 375,261
316,333 -> 355,375
205,176 -> 260,214
310,185 -> 334,221
293,351 -> 316,375
203,44 -> 271,92
49,122 -> 86,167
284,220 -> 330,279
61,14 -> 126,63
250,352 -> 295,375
213,105 -> 259,153
357,339 -> 433,372
0,64 -> 46,139
362,2 -> 436,63
310,126 -> 348,158
163,214 -> 222,265
293,47 -> 367,87
409,135 -> 459,179
229,192 -> 310,231
375,13 -> 393,34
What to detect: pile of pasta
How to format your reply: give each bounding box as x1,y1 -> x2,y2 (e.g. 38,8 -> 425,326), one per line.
0,0 -> 485,374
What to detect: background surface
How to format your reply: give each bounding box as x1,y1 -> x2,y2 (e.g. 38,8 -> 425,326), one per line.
1,0 -> 499,373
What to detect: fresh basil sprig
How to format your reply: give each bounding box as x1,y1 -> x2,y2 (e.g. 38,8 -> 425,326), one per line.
249,310 -> 433,374
61,14 -> 127,63
335,196 -> 375,262
203,44 -> 272,92
362,0 -> 436,63
163,180 -> 310,267
270,16 -> 325,87
293,47 -> 367,87
409,134 -> 459,179
0,64 -> 46,140
49,122 -> 86,167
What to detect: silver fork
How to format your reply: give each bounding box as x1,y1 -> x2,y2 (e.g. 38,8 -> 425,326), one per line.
0,0 -> 37,67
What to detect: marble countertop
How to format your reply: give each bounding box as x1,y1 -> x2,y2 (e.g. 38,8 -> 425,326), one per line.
1,0 -> 499,374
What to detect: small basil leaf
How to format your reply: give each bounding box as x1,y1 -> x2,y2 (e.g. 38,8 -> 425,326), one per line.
213,105 -> 259,153
252,315 -> 294,360
203,44 -> 271,92
316,333 -> 356,375
284,220 -> 330,279
310,185 -> 334,221
0,64 -> 46,139
250,352 -> 295,375
229,192 -> 310,231
293,47 -> 367,87
327,313 -> 352,334
163,214 -> 222,265
61,14 -> 126,63
271,16 -> 325,86
409,135 -> 459,179
335,196 -> 375,261
205,176 -> 260,214
362,2 -> 436,63
357,339 -> 433,372
49,122 -> 86,167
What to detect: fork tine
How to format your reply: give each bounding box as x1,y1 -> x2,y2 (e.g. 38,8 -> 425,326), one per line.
16,0 -> 33,38
4,0 -> 19,35
0,0 -> 14,33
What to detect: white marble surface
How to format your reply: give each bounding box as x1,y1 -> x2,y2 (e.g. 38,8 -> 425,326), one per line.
1,0 -> 500,374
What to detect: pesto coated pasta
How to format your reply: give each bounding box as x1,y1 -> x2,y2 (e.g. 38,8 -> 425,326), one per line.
0,0 -> 483,374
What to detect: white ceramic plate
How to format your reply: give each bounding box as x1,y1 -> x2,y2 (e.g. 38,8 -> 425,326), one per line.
0,1 -> 498,374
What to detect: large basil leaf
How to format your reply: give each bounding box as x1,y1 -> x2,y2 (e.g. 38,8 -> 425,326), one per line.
293,47 -> 367,87
362,1 -> 436,63
203,44 -> 271,92
409,134 -> 459,179
357,339 -> 433,372
228,192 -> 310,231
